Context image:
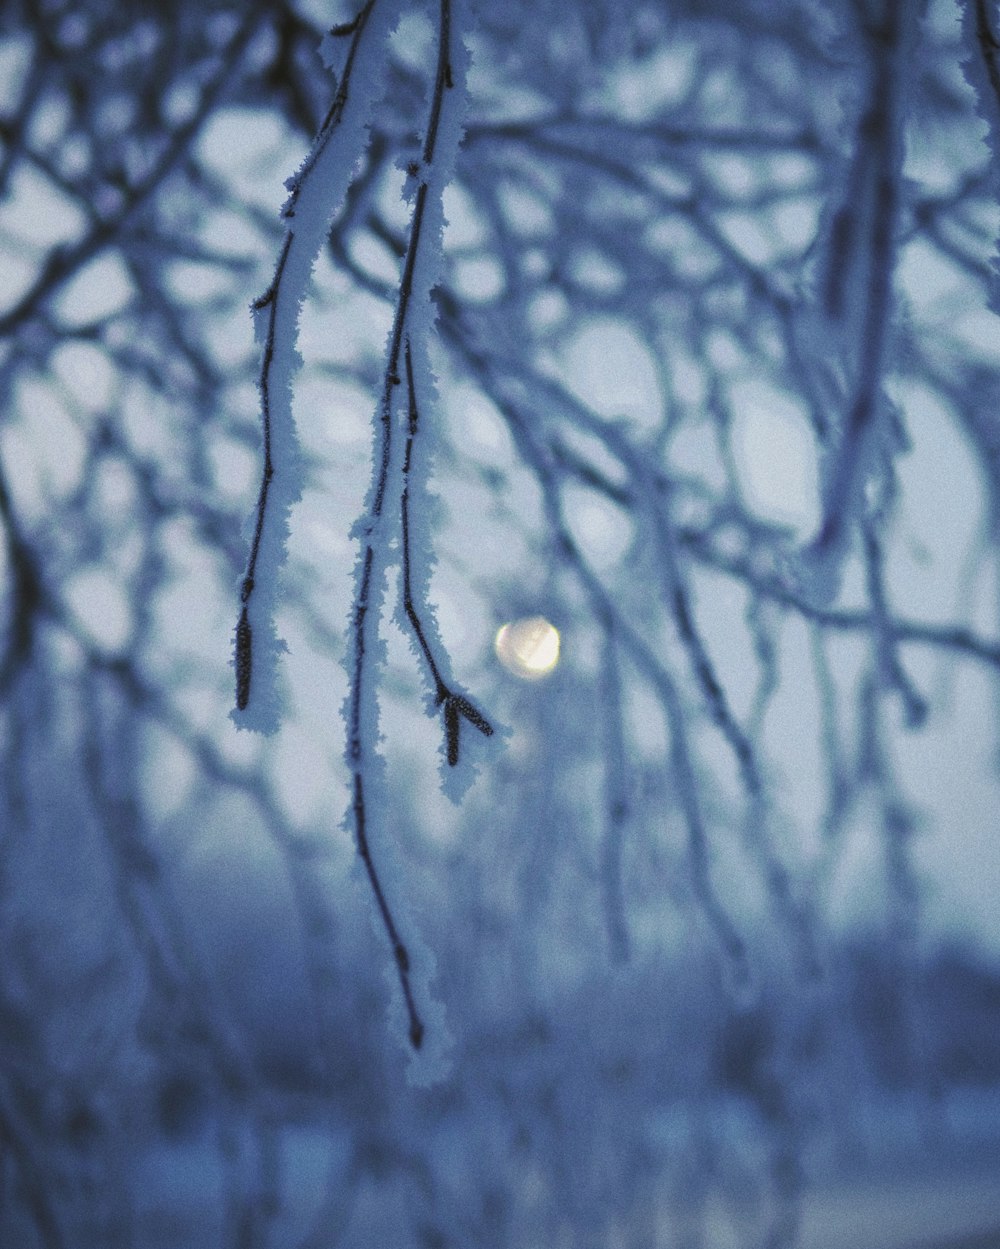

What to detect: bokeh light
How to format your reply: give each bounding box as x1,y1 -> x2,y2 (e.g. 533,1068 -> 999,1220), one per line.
494,616 -> 560,679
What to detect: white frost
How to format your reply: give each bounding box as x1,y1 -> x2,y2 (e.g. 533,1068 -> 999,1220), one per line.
233,0 -> 405,733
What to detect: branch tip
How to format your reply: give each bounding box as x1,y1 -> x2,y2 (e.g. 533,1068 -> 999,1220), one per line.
329,15 -> 362,36
453,693 -> 494,737
442,693 -> 494,766
235,609 -> 252,711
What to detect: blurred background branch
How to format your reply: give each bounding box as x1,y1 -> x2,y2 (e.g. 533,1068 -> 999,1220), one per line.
0,0 -> 998,1246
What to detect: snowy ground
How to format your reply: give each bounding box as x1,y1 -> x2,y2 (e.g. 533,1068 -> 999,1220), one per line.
802,1087 -> 1000,1249
799,1165 -> 1000,1249
116,1086 -> 1000,1249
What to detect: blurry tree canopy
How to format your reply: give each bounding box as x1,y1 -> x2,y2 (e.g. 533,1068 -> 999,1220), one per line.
1,0 -> 1000,1246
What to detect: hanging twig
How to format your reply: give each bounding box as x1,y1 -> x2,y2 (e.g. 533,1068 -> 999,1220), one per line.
346,0 -> 492,1052
401,338 -> 494,765
236,232 -> 293,711
807,0 -> 918,569
234,0 -> 386,727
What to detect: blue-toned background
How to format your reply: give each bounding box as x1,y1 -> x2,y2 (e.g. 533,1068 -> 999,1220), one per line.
0,0 -> 997,1245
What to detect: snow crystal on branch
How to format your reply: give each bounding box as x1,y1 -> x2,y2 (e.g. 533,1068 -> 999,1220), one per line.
386,2 -> 500,800
232,0 -> 403,733
343,0 -> 495,1069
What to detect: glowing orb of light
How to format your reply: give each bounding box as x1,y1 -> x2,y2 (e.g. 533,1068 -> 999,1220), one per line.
494,616 -> 560,679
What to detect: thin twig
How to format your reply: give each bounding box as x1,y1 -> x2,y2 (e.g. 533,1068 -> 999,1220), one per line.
236,230 -> 293,709
401,338 -> 494,764
236,0 -> 380,713
346,0 -> 464,1051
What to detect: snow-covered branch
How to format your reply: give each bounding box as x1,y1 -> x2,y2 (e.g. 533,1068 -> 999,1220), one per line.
800,0 -> 924,598
235,0 -> 397,732
342,0 -> 494,1065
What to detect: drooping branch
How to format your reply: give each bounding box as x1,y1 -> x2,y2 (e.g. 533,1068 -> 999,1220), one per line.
401,338 -> 494,766
236,231 -> 294,712
345,0 -> 492,1054
804,0 -> 921,579
234,0 -> 391,730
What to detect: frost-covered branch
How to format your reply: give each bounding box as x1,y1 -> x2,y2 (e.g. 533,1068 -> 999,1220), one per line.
401,337 -> 494,766
345,0 -> 492,1060
3,0 -> 1000,1240
801,0 -> 923,593
235,0 -> 395,731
